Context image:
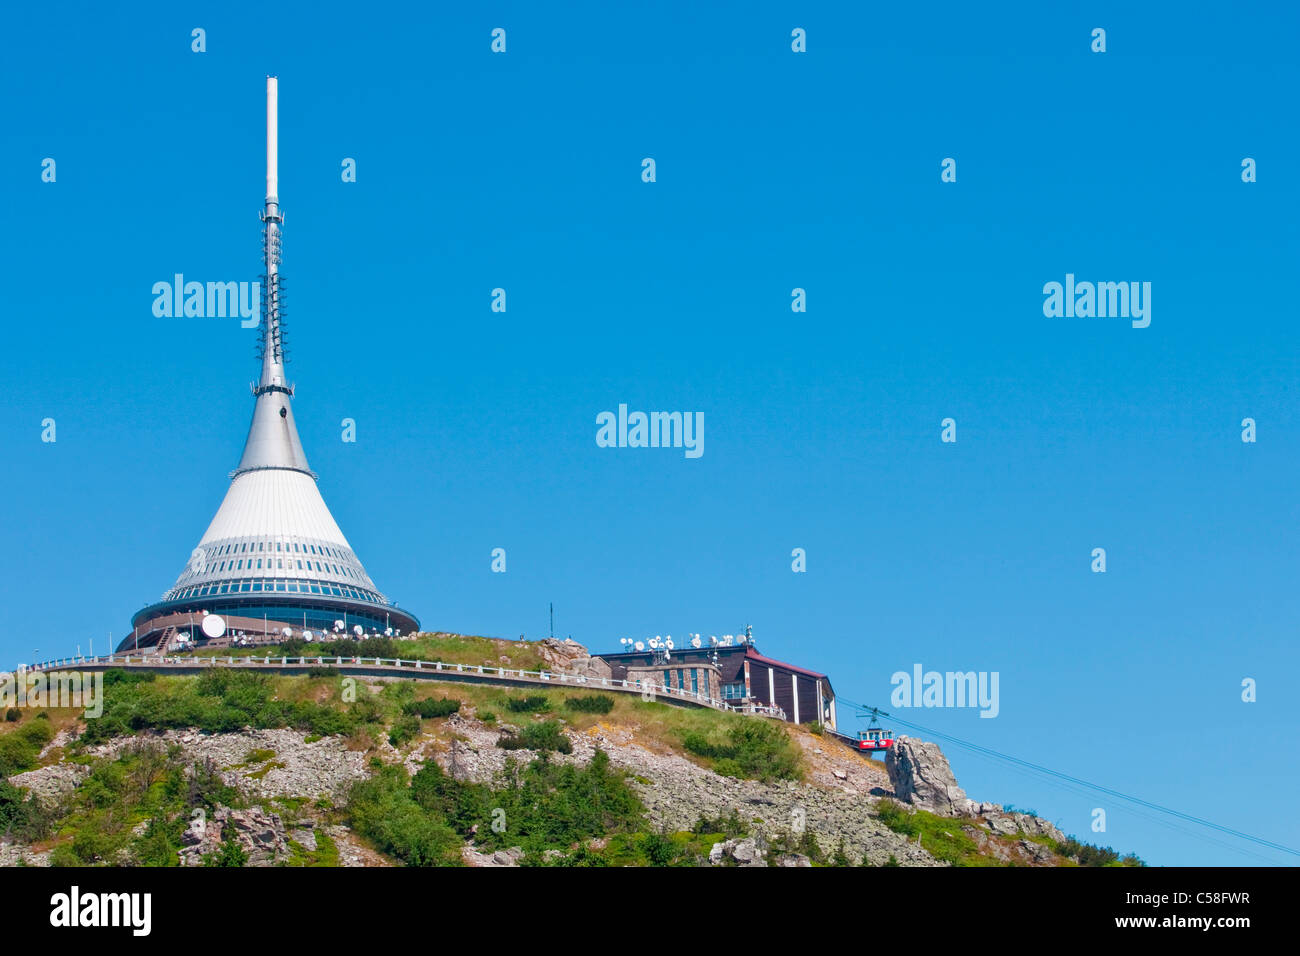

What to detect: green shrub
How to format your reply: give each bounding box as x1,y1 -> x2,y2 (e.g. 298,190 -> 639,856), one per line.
692,808 -> 748,839
564,695 -> 615,714
682,719 -> 800,782
642,831 -> 680,866
345,749 -> 644,865
79,669 -> 356,744
497,720 -> 572,754
1056,836 -> 1144,867
346,766 -> 461,866
203,825 -> 249,867
4,708 -> 20,722
505,695 -> 549,713
402,698 -> 461,719
0,717 -> 53,776
388,714 -> 421,747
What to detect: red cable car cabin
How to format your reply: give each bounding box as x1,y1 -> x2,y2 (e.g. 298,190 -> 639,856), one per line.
855,726 -> 895,751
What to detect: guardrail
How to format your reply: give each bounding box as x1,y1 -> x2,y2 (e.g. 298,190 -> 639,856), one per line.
23,653 -> 779,716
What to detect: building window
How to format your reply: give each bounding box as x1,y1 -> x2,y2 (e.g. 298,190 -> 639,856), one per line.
723,682 -> 746,700
690,670 -> 699,693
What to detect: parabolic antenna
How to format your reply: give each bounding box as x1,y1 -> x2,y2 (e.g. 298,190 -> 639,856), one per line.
201,615 -> 227,639
634,641 -> 644,651
353,625 -> 364,637
691,636 -> 701,648
281,627 -> 293,638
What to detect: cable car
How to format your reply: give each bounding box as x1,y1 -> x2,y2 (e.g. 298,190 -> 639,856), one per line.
854,710 -> 895,752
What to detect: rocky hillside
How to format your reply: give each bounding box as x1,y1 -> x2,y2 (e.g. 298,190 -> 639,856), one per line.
0,636 -> 1142,868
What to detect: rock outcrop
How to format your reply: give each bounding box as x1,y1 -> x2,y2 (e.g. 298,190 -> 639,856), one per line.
709,836 -> 768,867
536,638 -> 613,679
179,805 -> 292,866
885,735 -> 968,815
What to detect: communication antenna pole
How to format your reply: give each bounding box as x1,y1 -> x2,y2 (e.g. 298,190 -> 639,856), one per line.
549,603 -> 554,640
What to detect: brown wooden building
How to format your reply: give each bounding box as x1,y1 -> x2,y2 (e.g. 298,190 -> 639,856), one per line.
598,641 -> 837,731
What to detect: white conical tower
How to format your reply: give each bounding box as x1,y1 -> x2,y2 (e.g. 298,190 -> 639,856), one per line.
126,78 -> 418,649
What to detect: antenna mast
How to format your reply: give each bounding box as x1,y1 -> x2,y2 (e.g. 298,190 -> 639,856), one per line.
259,76 -> 288,393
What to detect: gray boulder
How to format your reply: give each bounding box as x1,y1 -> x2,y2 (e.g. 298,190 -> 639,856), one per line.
709,836 -> 768,867
885,736 -> 968,816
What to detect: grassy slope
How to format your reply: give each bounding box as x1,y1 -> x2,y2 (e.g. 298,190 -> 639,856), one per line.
1,669 -> 1137,866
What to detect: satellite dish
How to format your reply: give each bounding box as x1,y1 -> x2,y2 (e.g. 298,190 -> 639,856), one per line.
709,636 -> 718,645
633,641 -> 644,651
334,620 -> 345,632
303,630 -> 314,641
201,615 -> 226,639
353,625 -> 364,637
691,637 -> 701,648
385,628 -> 393,637
665,638 -> 674,650
281,627 -> 293,638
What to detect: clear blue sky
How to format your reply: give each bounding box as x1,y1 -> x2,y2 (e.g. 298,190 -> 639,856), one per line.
2,2 -> 1296,865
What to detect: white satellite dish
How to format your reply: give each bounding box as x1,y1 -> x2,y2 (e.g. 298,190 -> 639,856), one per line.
709,636 -> 717,645
334,620 -> 345,632
353,625 -> 364,637
691,636 -> 701,648
385,628 -> 393,637
281,627 -> 293,638
201,615 -> 226,639
665,638 -> 674,650
634,641 -> 644,651
303,631 -> 314,642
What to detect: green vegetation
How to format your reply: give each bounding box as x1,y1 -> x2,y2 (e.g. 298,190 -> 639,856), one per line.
183,632 -> 553,673
402,698 -> 461,719
504,695 -> 549,714
388,714 -> 421,748
497,720 -> 572,754
346,749 -> 656,866
873,800 -> 1145,867
874,800 -> 992,866
79,670 -> 357,744
0,716 -> 53,777
204,825 -> 249,867
682,719 -> 801,782
287,828 -> 339,867
43,743 -> 241,866
691,808 -> 750,839
565,694 -> 615,715
1055,836 -> 1145,867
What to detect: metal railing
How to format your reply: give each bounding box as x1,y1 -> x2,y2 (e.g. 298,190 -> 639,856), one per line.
24,652 -> 782,716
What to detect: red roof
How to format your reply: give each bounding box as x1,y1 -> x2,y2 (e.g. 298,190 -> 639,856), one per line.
745,646 -> 828,681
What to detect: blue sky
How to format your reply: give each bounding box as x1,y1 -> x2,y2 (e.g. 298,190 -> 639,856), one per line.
2,2 -> 1297,865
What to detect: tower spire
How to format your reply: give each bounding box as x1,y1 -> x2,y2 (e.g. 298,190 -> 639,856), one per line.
235,75 -> 311,476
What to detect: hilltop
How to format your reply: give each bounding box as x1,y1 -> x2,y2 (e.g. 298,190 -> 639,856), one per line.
0,633 -> 1143,867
